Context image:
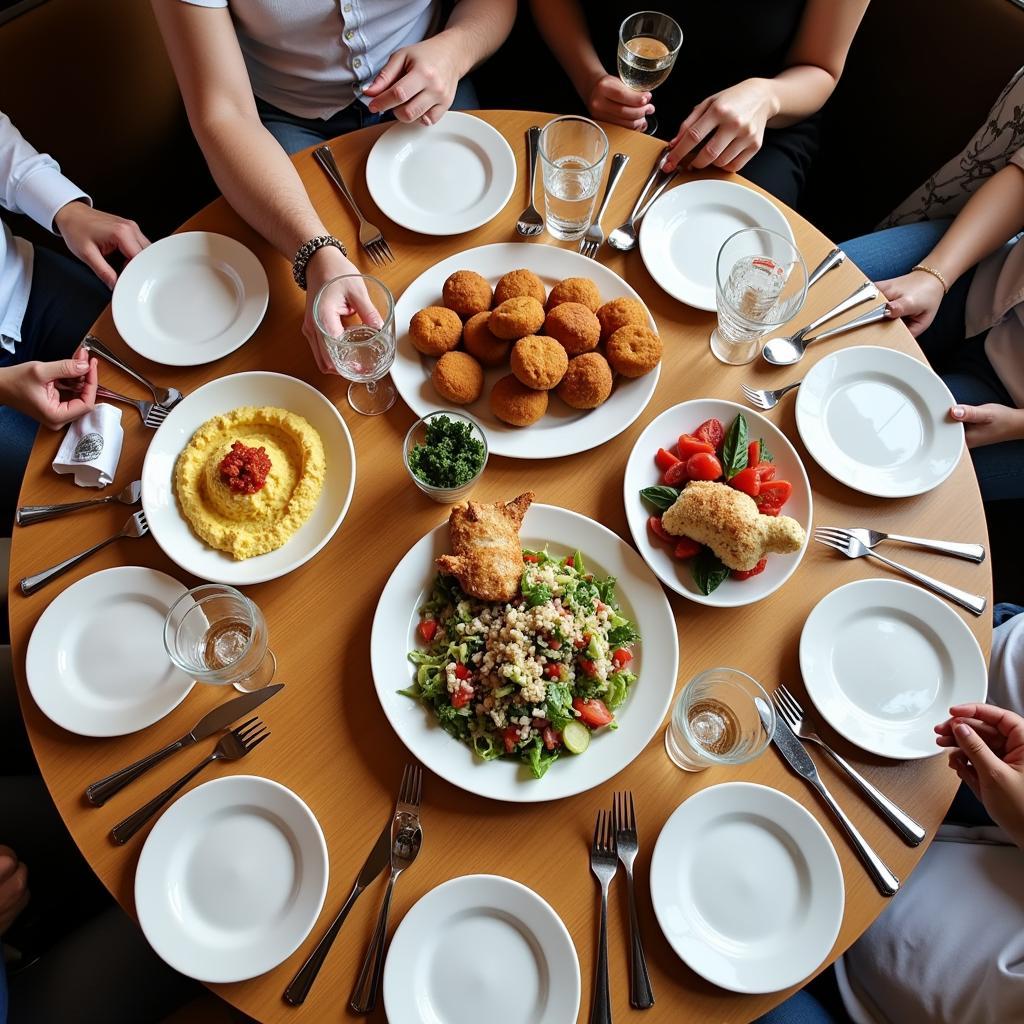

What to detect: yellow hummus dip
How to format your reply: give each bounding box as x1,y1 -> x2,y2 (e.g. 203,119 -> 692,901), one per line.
174,406 -> 326,560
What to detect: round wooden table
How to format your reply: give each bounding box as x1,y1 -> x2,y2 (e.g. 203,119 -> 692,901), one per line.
8,111 -> 991,1023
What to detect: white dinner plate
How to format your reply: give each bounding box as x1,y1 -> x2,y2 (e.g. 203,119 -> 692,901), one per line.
639,180 -> 795,310
392,242 -> 661,459
622,399 -> 812,607
25,566 -> 194,737
384,875 -> 581,1024
371,503 -> 678,802
112,232 -> 269,366
795,345 -> 964,498
135,775 -> 328,983
141,371 -> 356,586
800,579 -> 987,759
366,112 -> 516,235
651,782 -> 844,994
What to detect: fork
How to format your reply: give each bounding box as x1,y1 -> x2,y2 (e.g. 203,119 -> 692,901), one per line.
110,717 -> 269,844
83,334 -> 183,409
741,379 -> 802,411
589,809 -> 618,1024
59,381 -> 170,427
313,145 -> 394,266
813,528 -> 987,616
19,510 -> 149,596
817,526 -> 985,564
351,764 -> 423,1014
515,126 -> 544,237
606,149 -> 670,252
579,153 -> 630,259
613,792 -> 654,1009
17,479 -> 141,526
772,686 -> 926,846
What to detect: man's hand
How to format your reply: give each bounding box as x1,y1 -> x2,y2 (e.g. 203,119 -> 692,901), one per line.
53,200 -> 150,289
582,74 -> 652,131
950,403 -> 1024,449
0,345 -> 98,429
876,269 -> 947,337
0,846 -> 29,935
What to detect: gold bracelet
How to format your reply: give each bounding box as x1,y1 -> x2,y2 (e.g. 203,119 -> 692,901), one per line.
911,263 -> 949,294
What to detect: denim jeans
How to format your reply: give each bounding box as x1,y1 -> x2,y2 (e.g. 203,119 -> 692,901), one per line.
754,990 -> 838,1024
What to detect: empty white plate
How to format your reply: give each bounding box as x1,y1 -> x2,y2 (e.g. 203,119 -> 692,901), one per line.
135,775 -> 328,983
795,346 -> 964,498
25,566 -> 194,737
112,232 -> 269,367
366,112 -> 517,235
383,874 -> 580,1024
800,579 -> 987,759
651,782 -> 844,994
639,180 -> 794,310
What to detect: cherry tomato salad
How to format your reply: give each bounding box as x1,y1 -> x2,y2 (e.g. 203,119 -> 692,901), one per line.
640,412 -> 795,594
403,549 -> 640,778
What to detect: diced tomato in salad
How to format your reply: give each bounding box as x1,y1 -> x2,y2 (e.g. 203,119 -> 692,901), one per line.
655,447 -> 681,471
572,697 -> 614,729
754,480 -> 792,516
673,537 -> 702,559
418,619 -> 438,643
728,466 -> 760,497
731,558 -> 768,580
451,687 -> 472,709
677,433 -> 715,459
694,417 -> 725,449
612,648 -> 633,669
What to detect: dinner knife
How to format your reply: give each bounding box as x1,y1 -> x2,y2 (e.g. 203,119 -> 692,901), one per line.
84,683 -> 284,806
283,820 -> 392,1006
756,698 -> 900,897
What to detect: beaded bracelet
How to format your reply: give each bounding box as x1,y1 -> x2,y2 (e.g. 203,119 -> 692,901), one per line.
292,234 -> 348,290
911,263 -> 949,295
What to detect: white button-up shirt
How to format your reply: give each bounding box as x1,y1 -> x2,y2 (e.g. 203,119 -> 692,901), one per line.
181,0 -> 440,120
0,111 -> 89,353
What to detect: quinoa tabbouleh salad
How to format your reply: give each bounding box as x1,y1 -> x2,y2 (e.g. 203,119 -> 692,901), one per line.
403,548 -> 640,778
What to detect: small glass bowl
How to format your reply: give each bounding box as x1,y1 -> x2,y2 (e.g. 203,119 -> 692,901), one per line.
403,410 -> 488,504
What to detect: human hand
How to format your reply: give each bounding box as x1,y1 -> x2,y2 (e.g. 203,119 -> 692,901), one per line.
663,78 -> 777,173
0,846 -> 29,935
583,73 -> 652,131
53,200 -> 150,289
950,403 -> 1024,449
876,270 -> 946,337
0,345 -> 98,429
363,32 -> 465,125
936,702 -> 1024,848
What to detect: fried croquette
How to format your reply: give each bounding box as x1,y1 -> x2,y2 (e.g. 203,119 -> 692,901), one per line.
546,276 -> 601,312
489,296 -> 546,340
557,352 -> 613,409
606,324 -> 663,378
494,269 -> 546,306
510,335 -> 568,391
409,306 -> 463,356
463,311 -> 511,366
544,302 -> 601,356
597,297 -> 647,342
432,351 -> 484,405
490,373 -> 549,426
442,270 -> 492,320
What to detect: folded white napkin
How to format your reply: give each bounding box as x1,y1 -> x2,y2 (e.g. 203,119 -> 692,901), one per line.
52,403 -> 124,488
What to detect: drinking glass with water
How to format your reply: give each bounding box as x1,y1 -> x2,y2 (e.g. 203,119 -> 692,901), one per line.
712,228 -> 808,365
616,11 -> 683,136
538,116 -> 609,242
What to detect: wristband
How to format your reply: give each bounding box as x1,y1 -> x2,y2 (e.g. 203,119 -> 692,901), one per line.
911,263 -> 949,295
292,234 -> 347,290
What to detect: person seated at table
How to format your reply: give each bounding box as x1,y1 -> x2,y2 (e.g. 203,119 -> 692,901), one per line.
528,0 -> 869,207
0,110 -> 148,535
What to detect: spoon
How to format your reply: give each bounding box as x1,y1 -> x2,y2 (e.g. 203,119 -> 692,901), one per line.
763,303 -> 890,366
16,480 -> 143,526
607,150 -> 674,252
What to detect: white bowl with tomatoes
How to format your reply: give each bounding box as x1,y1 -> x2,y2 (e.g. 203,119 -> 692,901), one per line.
622,399 -> 812,607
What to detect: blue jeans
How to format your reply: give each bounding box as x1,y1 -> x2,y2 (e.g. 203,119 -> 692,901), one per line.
755,991 -> 838,1024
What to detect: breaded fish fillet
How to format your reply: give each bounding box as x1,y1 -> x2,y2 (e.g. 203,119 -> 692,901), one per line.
436,492 -> 534,601
661,480 -> 805,571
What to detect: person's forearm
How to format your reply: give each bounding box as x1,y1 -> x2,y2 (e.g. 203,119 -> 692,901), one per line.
443,0 -> 517,77
529,0 -> 605,101
764,65 -> 839,128
0,366 -> 15,406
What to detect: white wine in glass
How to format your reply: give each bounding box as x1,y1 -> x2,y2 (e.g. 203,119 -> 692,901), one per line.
617,11 -> 683,136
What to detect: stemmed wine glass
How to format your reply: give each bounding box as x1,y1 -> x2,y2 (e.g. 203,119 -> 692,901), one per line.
314,274 -> 397,415
617,11 -> 683,137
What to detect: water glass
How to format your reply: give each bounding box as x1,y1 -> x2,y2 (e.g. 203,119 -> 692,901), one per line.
538,116 -> 609,241
711,228 -> 808,365
665,667 -> 775,771
617,11 -> 683,136
164,584 -> 277,694
314,274 -> 397,415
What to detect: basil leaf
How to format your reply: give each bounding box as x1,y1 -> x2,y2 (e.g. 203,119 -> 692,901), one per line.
758,436 -> 774,463
721,414 -> 749,479
639,485 -> 680,512
692,550 -> 729,595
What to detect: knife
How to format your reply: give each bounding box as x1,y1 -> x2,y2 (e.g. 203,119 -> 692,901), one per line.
283,819 -> 392,1005
756,697 -> 900,897
84,683 -> 285,806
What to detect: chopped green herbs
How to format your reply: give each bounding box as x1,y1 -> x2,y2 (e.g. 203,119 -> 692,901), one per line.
408,415 -> 485,489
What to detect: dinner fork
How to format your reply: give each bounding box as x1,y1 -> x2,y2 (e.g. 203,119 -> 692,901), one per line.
579,153 -> 630,259
110,717 -> 269,844
515,126 -> 544,237
58,381 -> 170,427
813,528 -> 987,616
740,379 -> 802,411
818,526 -> 986,564
589,809 -> 618,1024
351,764 -> 423,1014
772,685 -> 926,846
17,479 -> 141,526
83,334 -> 183,409
313,144 -> 394,266
19,510 -> 149,596
613,792 -> 654,1009
606,149 -> 670,252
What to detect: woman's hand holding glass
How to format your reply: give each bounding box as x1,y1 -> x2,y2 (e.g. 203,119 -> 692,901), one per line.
583,72 -> 654,131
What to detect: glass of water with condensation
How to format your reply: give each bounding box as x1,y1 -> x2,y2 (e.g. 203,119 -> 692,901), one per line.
538,116 -> 609,242
712,228 -> 807,365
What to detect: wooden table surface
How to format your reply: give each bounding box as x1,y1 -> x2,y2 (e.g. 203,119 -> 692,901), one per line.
8,111 -> 991,1023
